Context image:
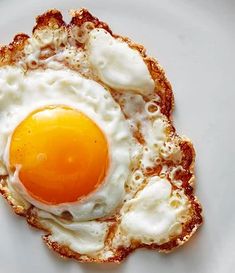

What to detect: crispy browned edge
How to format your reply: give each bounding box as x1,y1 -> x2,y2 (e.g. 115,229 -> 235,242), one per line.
0,8 -> 203,263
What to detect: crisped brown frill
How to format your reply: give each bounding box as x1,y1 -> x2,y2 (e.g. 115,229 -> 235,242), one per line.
0,8 -> 203,263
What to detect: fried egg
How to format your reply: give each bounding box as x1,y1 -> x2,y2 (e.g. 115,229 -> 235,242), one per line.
0,9 -> 203,262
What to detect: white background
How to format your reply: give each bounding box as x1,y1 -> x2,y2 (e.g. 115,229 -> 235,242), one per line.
0,0 -> 234,272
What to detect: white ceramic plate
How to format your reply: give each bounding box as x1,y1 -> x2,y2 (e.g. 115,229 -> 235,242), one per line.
0,0 -> 234,272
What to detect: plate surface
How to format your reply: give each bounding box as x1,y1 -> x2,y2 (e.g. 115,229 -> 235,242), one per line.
0,0 -> 234,272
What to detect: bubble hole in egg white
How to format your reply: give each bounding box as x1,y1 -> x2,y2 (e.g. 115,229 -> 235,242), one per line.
0,66 -> 132,221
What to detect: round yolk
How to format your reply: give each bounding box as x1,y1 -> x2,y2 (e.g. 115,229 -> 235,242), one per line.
9,106 -> 109,205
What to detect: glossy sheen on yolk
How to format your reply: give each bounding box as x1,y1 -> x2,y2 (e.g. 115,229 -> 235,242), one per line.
9,106 -> 109,205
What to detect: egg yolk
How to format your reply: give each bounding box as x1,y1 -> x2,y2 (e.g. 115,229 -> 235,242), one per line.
9,106 -> 109,205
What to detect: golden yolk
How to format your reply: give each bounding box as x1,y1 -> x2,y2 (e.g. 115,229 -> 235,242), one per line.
9,106 -> 109,205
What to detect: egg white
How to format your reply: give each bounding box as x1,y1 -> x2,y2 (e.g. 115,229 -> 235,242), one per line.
116,176 -> 189,246
86,28 -> 155,96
